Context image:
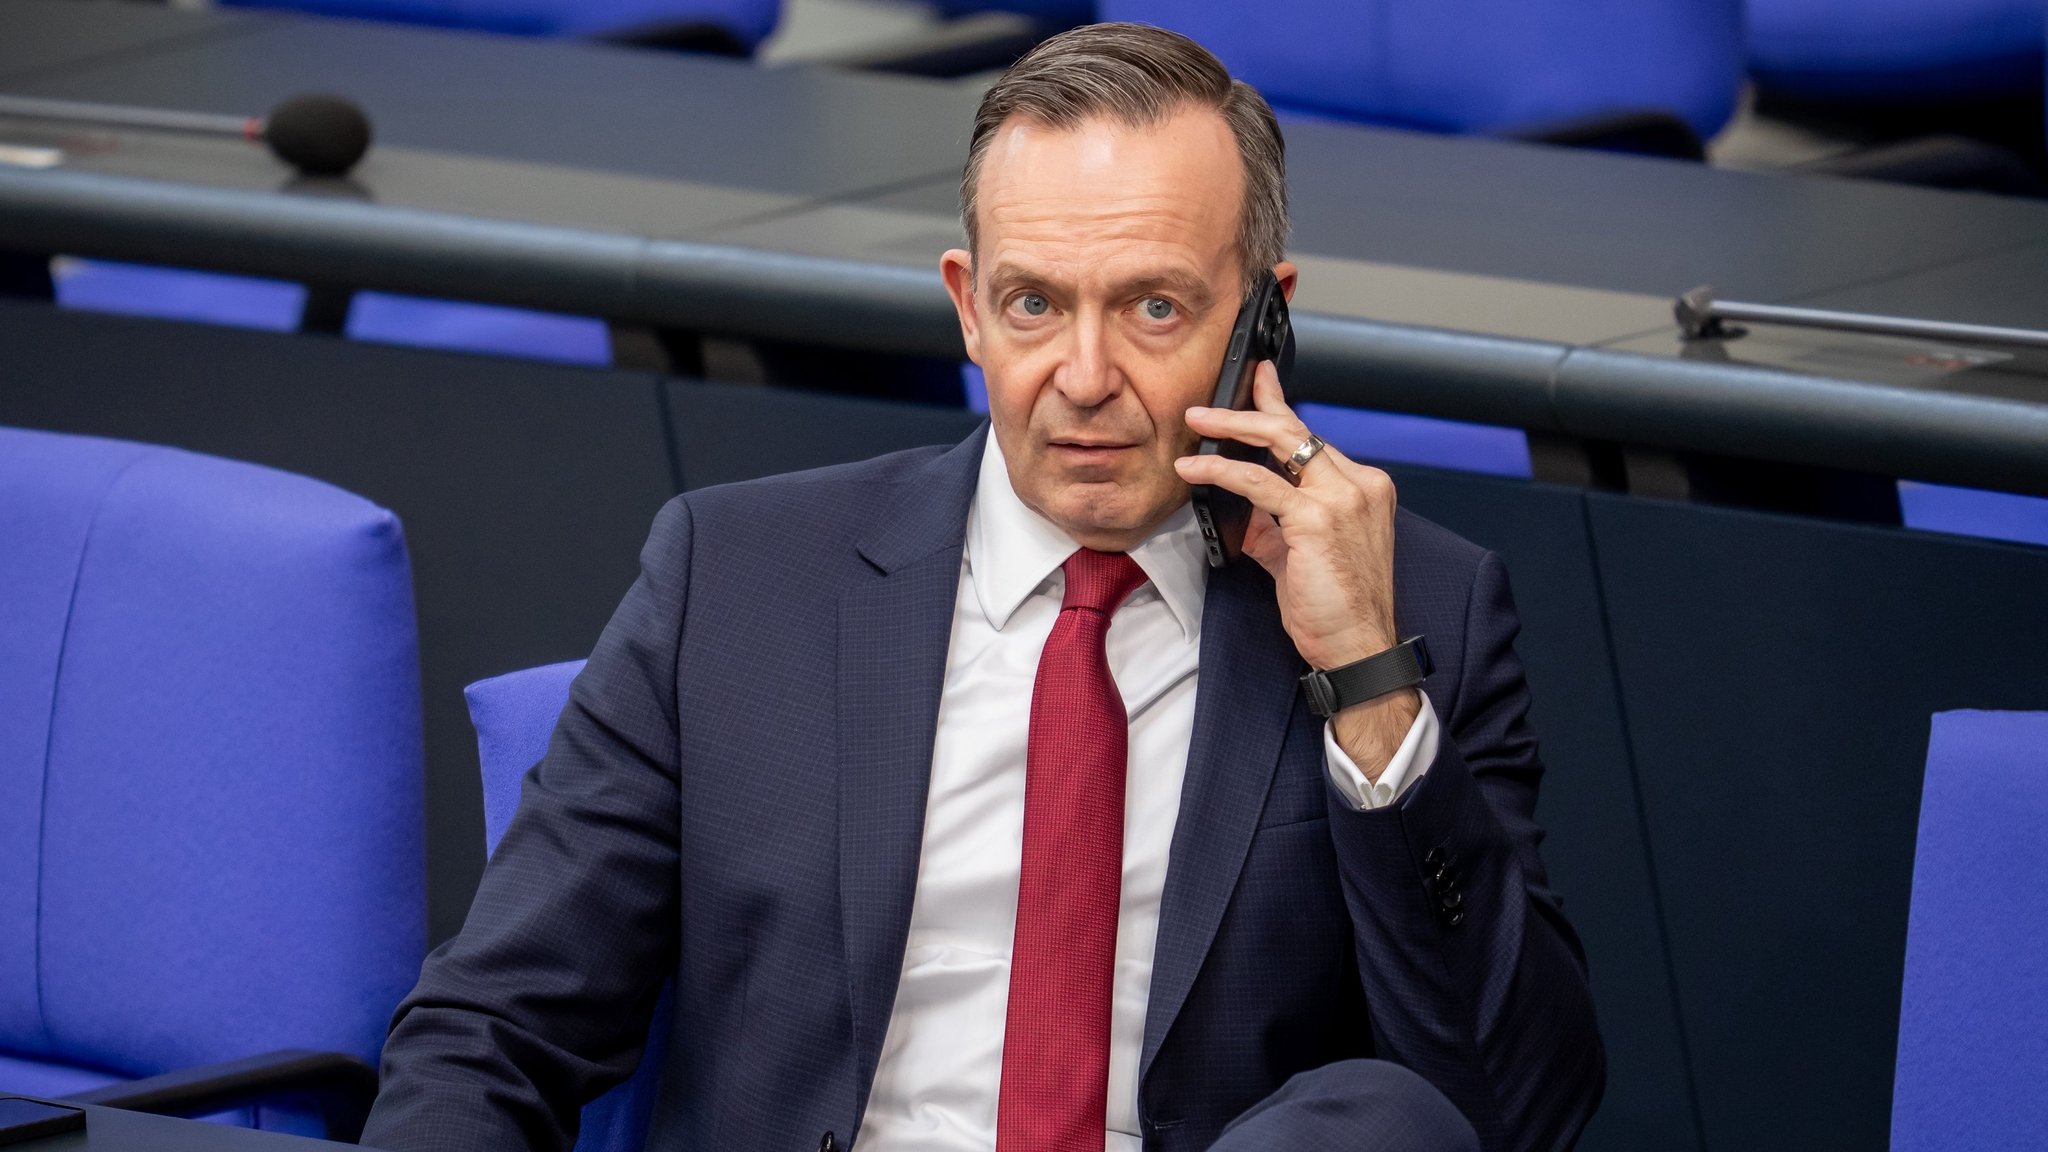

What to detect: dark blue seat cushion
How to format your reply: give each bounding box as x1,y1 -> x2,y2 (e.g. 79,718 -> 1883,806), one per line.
1893,711 -> 2048,1151
1898,481 -> 2048,549
55,261 -> 611,367
1748,0 -> 2044,100
0,1052 -> 119,1100
220,0 -> 780,47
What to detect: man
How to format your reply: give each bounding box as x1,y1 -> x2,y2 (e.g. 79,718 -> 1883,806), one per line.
364,23 -> 1603,1152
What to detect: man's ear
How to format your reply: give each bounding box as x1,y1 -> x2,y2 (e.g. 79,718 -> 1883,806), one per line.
1274,259 -> 1299,303
941,248 -> 982,364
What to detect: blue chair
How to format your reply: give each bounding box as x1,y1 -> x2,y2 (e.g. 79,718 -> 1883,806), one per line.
0,426 -> 425,1137
52,261 -> 615,368
221,0 -> 780,51
1898,481 -> 2048,548
467,660 -> 671,1152
931,0 -> 1092,27
1100,0 -> 1744,143
1892,710 -> 2048,1151
1747,0 -> 2044,102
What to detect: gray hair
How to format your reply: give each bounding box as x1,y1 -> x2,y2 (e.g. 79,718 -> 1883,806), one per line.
960,22 -> 1289,288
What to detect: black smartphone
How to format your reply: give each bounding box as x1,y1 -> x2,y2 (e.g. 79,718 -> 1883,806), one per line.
0,1098 -> 86,1146
1191,270 -> 1295,568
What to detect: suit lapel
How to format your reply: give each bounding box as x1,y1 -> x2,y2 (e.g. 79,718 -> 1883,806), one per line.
1141,556 -> 1303,1081
837,426 -> 986,1113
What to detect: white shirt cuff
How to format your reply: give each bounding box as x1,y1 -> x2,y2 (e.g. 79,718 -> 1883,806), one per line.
1322,692 -> 1440,811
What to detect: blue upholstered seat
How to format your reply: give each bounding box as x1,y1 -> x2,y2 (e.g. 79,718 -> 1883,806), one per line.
220,0 -> 780,49
1747,0 -> 2045,101
1892,710 -> 2048,1151
931,0 -> 1093,25
1898,481 -> 2048,548
0,426 -> 426,1134
1100,0 -> 1744,141
53,261 -> 614,368
467,659 -> 671,1152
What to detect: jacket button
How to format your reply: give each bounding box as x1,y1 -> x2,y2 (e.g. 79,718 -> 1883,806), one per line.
1444,909 -> 1464,929
1424,847 -> 1446,869
820,1132 -> 837,1152
1439,889 -> 1463,911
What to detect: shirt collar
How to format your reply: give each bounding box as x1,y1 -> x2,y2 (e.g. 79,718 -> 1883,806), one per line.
966,432 -> 1207,642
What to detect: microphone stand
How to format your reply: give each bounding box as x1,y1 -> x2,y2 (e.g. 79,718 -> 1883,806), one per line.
1676,284 -> 2048,351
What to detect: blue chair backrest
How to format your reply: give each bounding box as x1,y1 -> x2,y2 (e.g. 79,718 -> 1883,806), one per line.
467,660 -> 671,1152
0,425 -> 425,1079
1892,710 -> 2048,1151
1898,481 -> 2048,549
931,0 -> 1093,24
1100,0 -> 1744,140
221,0 -> 780,48
1746,0 -> 2044,101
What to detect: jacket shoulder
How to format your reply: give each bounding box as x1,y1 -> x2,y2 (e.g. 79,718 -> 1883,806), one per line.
1394,506 -> 1489,575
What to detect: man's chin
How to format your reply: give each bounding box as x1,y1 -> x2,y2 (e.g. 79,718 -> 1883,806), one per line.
1040,483 -> 1175,547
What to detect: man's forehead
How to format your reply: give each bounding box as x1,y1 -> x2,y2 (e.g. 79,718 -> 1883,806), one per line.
982,106 -> 1240,187
975,108 -> 1242,269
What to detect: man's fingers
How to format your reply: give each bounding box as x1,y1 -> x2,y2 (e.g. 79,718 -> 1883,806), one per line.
1175,452 -> 1301,520
1185,404 -> 1309,458
1251,359 -> 1288,414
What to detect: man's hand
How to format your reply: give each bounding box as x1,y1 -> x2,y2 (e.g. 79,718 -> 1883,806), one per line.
1174,361 -> 1419,782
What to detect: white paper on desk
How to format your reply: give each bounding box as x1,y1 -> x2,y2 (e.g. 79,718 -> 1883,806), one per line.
0,143 -> 63,169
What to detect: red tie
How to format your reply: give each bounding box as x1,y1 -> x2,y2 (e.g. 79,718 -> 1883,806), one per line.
997,548 -> 1151,1152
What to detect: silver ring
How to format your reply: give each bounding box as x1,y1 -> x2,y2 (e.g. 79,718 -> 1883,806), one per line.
1283,433 -> 1326,480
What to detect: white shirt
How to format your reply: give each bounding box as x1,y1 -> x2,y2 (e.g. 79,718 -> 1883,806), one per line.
856,436 -> 1441,1151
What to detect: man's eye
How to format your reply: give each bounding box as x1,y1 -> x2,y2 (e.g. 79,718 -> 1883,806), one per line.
1142,297 -> 1176,321
1013,294 -> 1050,317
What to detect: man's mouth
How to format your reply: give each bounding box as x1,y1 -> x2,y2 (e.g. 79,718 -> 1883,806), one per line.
1047,441 -> 1137,469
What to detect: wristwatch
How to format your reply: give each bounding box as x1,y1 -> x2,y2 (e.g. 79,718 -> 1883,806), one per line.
1301,636 -> 1432,718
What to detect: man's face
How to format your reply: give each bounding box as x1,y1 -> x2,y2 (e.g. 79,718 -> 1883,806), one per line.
942,106 -> 1293,552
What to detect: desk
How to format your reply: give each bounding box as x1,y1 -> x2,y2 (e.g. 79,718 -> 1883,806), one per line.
9,1105 -> 339,1151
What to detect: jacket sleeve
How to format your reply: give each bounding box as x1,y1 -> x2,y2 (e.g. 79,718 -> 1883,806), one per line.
361,496 -> 695,1152
1323,549 -> 1607,1152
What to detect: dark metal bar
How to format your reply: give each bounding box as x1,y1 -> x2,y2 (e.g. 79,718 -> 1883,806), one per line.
64,1049 -> 377,1143
0,94 -> 254,139
1676,284 -> 2048,351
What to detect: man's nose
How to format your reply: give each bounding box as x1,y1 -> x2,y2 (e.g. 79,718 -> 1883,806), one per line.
1052,312 -> 1120,409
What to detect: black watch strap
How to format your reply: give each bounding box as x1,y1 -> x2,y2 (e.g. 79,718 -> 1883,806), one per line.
1301,636 -> 1432,718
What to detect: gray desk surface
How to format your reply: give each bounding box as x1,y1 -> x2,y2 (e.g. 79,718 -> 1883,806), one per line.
14,1105 -> 338,1151
3,0 -> 982,200
0,1 -> 256,87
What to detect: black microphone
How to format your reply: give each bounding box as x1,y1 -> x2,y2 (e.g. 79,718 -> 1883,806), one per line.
0,92 -> 372,176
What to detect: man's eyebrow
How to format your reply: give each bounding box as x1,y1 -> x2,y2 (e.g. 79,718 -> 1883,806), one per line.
1114,271 -> 1219,310
980,263 -> 1051,298
979,265 -> 1221,310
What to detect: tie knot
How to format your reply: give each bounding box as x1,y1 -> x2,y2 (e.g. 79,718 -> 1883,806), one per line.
1060,549 -> 1148,615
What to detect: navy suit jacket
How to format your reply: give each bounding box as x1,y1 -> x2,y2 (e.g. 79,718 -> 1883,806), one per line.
364,426 -> 1604,1152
